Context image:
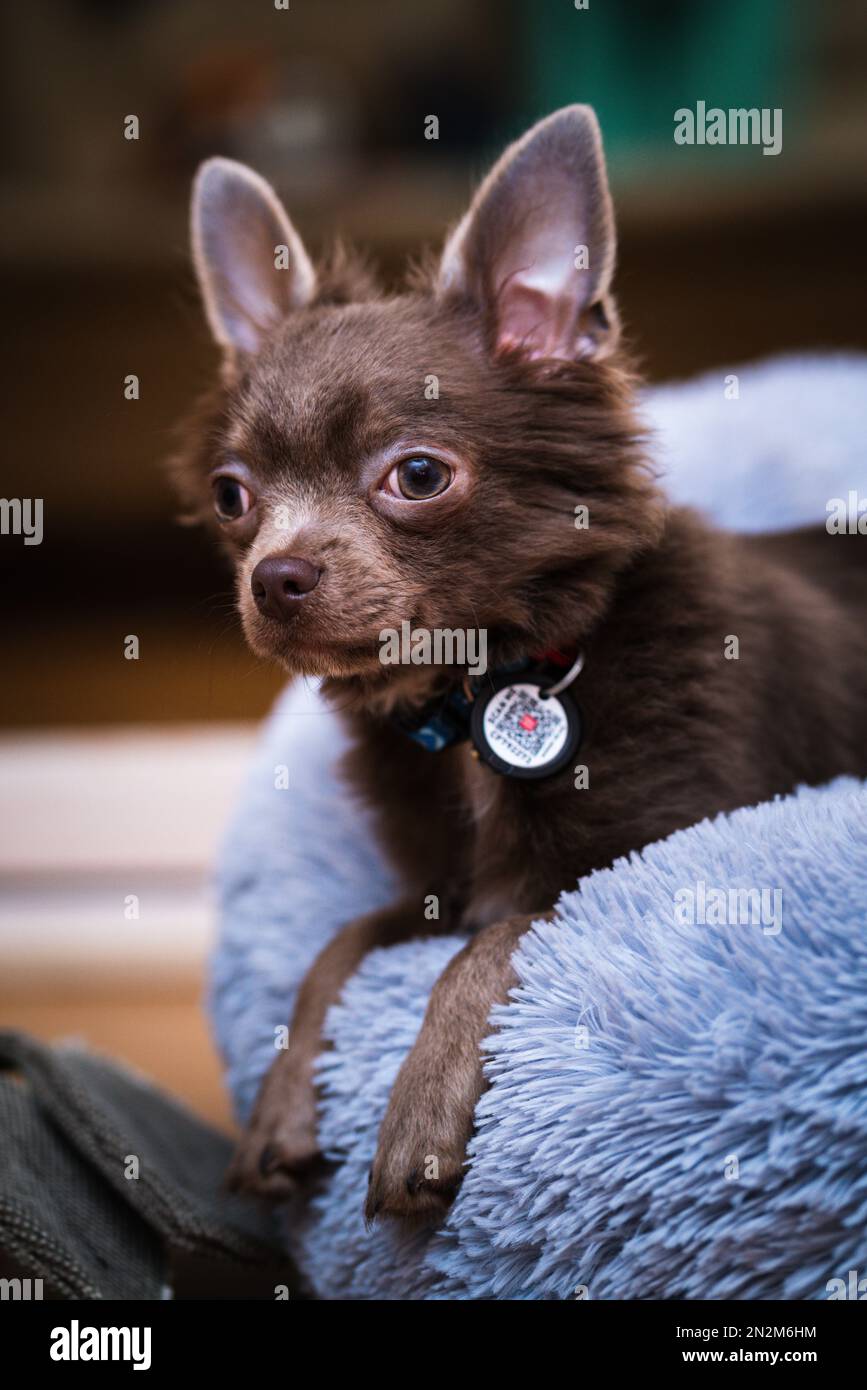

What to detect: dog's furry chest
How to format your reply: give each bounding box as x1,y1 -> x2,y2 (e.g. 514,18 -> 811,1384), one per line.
456,749 -> 549,928
342,517 -> 867,935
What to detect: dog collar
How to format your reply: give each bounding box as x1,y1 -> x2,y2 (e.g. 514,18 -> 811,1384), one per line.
391,647 -> 584,780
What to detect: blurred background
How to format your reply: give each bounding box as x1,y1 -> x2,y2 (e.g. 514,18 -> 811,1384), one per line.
1,0 -> 866,1127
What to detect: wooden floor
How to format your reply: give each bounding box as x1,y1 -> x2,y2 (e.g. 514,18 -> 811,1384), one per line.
0,724 -> 263,1135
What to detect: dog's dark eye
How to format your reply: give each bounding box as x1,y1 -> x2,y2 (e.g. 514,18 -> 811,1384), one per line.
390,455 -> 451,501
212,475 -> 253,522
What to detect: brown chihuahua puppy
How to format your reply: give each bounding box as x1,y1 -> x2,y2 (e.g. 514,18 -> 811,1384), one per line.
176,107 -> 867,1223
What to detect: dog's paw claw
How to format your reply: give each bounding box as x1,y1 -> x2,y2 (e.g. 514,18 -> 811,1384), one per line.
363,1043 -> 481,1224
258,1142 -> 280,1178
226,1121 -> 323,1202
364,1148 -> 466,1225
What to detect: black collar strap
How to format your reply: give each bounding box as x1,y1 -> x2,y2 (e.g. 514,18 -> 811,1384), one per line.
391,647 -> 585,778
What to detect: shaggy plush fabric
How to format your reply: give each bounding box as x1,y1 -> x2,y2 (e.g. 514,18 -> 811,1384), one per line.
643,352 -> 867,533
211,354 -> 867,1299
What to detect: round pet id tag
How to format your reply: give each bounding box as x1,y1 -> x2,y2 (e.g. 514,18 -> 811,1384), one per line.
470,674 -> 582,779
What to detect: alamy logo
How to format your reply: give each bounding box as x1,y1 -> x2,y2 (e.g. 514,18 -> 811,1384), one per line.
0,497 -> 43,545
379,621 -> 487,676
826,1269 -> 867,1299
0,1277 -> 43,1300
674,879 -> 783,936
826,491 -> 867,534
674,102 -> 782,156
50,1320 -> 151,1371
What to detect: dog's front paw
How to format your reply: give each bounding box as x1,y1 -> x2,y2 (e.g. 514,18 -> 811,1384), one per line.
363,915 -> 533,1224
364,1042 -> 482,1224
226,1052 -> 322,1200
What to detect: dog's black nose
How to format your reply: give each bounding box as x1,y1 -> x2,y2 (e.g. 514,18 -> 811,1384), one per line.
251,556 -> 321,619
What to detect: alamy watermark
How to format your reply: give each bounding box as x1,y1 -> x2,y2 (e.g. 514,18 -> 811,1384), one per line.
826,1269 -> 867,1299
1,1277 -> 44,1300
826,491 -> 867,534
379,621 -> 487,676
674,102 -> 782,157
674,879 -> 783,936
0,497 -> 43,545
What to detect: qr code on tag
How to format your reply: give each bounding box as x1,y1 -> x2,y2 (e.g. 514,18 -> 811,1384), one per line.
485,686 -> 565,765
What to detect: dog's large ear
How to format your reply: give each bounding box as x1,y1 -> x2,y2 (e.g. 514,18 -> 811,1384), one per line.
191,158 -> 316,356
438,106 -> 618,362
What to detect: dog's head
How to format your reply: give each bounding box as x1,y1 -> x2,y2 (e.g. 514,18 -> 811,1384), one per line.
176,105 -> 661,706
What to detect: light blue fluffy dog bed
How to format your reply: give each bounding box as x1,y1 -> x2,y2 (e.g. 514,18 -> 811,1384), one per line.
212,355 -> 867,1300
